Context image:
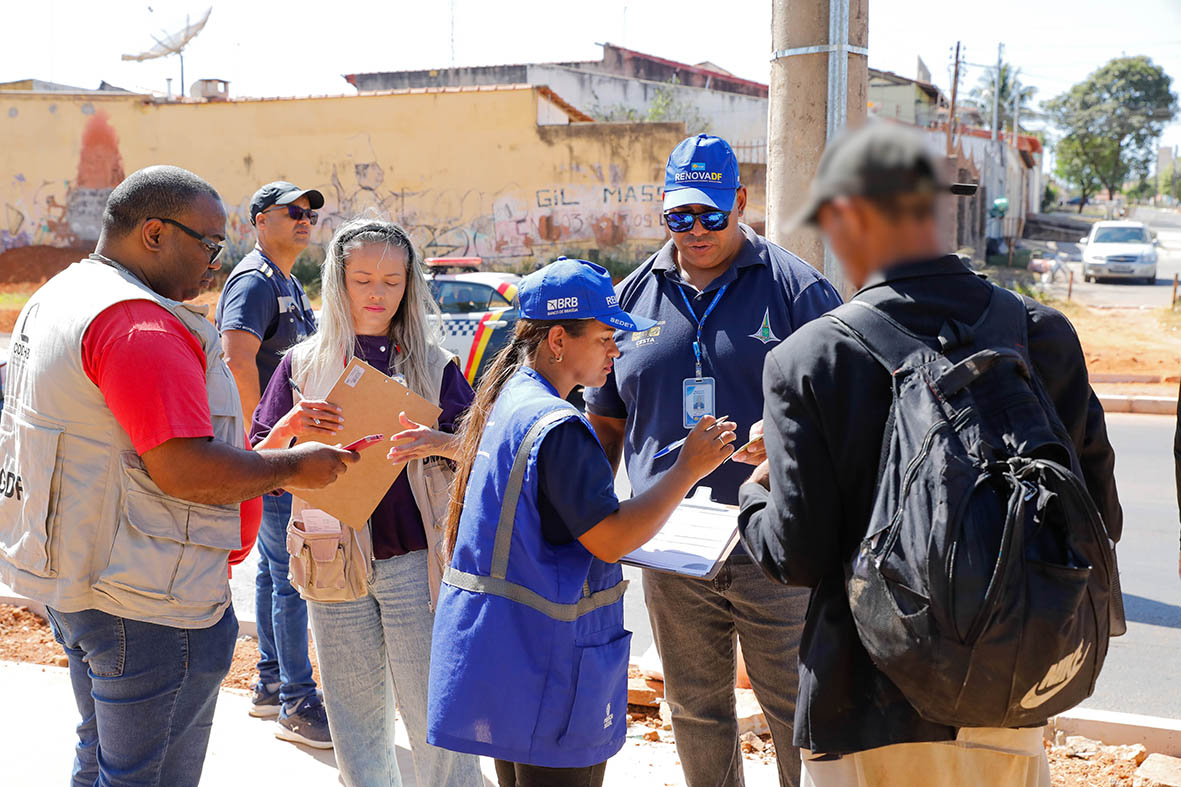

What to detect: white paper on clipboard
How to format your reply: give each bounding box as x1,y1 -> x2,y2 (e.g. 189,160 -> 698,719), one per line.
620,487 -> 740,580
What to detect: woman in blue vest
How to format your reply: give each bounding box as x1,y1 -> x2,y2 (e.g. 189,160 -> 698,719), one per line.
427,258 -> 737,786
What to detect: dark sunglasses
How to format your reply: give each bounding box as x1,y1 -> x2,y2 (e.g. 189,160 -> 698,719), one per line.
150,217 -> 224,264
664,210 -> 730,233
262,204 -> 319,225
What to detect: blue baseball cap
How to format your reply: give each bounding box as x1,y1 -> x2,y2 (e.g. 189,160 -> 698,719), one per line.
663,134 -> 742,213
519,258 -> 658,332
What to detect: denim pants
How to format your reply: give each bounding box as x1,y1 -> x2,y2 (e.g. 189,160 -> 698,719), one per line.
255,492 -> 316,704
308,549 -> 483,787
46,605 -> 237,787
643,550 -> 808,787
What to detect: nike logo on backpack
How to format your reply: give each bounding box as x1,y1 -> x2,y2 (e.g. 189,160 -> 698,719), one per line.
1019,641 -> 1090,709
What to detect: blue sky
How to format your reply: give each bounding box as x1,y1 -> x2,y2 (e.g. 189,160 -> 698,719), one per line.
6,0 -> 1181,153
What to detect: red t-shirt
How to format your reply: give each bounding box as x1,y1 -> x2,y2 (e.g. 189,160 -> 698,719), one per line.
81,299 -> 260,566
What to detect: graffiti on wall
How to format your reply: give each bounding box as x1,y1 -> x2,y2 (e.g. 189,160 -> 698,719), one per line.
220,134 -> 674,268
2,111 -> 124,252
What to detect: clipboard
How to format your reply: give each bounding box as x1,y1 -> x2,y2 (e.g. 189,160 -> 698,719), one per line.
291,358 -> 441,530
620,487 -> 741,580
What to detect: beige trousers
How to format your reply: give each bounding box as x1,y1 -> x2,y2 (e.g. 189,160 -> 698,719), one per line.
800,726 -> 1051,787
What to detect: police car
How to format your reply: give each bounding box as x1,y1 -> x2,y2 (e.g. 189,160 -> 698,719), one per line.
426,258 -> 520,383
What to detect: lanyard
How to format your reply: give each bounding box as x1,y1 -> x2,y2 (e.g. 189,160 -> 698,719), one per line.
675,283 -> 728,379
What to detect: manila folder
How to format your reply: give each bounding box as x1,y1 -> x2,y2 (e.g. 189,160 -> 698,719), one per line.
291,358 -> 441,530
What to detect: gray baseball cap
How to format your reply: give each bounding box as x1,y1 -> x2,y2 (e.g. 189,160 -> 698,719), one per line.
249,181 -> 325,225
791,123 -> 977,229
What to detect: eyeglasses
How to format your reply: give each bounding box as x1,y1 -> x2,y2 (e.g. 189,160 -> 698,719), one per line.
664,210 -> 730,233
149,217 -> 224,264
262,204 -> 319,225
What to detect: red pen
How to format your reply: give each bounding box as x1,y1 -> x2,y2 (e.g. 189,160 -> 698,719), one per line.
342,434 -> 384,451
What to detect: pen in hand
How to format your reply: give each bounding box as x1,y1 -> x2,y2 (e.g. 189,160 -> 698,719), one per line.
653,416 -> 730,459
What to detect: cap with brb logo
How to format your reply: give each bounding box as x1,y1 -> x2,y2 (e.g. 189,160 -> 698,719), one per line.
663,134 -> 742,213
519,257 -> 658,332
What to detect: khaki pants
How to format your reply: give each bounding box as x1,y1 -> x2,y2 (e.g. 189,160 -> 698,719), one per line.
800,727 -> 1050,787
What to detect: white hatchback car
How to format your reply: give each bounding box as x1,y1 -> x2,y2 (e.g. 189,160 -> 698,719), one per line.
1081,221 -> 1159,284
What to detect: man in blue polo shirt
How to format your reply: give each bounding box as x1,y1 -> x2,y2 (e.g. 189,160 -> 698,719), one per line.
215,181 -> 329,748
585,134 -> 842,787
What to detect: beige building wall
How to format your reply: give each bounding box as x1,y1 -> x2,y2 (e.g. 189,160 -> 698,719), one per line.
0,86 -> 702,271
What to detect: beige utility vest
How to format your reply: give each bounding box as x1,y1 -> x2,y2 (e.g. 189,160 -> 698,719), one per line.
289,340 -> 458,604
0,256 -> 246,628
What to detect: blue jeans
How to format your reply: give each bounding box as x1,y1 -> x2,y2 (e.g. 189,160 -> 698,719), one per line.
643,550 -> 808,787
308,550 -> 482,787
255,492 -> 316,704
46,605 -> 237,787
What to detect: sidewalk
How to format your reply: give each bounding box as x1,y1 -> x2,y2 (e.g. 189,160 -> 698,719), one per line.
0,660 -> 782,786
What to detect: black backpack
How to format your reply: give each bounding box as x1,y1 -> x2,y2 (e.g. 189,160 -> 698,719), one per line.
827,284 -> 1119,728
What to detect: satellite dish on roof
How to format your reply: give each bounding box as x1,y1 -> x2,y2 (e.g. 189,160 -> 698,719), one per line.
121,7 -> 211,98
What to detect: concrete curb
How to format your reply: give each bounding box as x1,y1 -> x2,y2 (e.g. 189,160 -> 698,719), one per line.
1048,708 -> 1181,757
1097,394 -> 1177,414
1091,373 -> 1177,384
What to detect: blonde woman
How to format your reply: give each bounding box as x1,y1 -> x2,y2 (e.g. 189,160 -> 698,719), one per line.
252,218 -> 481,787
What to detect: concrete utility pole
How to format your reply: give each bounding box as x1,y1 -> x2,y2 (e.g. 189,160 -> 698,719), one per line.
986,43 -> 1005,245
946,42 -> 961,156
1012,77 -> 1024,245
766,0 -> 868,295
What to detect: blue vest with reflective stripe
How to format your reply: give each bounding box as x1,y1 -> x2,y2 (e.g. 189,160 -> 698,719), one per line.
427,367 -> 630,768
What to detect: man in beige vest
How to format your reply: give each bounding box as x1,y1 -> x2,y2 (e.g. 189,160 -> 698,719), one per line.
0,165 -> 358,787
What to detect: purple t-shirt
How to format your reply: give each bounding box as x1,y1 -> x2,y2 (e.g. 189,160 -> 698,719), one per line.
251,334 -> 475,559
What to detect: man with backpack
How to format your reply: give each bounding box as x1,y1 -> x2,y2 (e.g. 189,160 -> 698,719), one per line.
737,123 -> 1122,786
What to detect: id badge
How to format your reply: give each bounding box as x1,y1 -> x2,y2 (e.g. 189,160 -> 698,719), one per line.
682,377 -> 716,429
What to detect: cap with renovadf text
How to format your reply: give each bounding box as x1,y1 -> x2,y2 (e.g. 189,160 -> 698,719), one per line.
663,134 -> 742,213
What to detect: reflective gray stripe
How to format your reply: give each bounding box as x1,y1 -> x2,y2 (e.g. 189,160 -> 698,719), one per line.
444,566 -> 628,622
490,409 -> 576,579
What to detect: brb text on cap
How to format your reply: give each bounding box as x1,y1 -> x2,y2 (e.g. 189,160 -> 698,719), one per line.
547,297 -> 580,315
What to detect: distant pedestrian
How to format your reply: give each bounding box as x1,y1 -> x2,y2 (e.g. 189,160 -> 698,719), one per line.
738,123 -> 1123,787
215,181 -> 330,746
584,134 -> 843,787
0,165 -> 355,786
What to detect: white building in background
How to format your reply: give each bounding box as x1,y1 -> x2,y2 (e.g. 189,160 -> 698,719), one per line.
345,43 -> 770,162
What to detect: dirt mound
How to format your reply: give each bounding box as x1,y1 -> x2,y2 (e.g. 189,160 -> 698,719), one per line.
0,245 -> 92,284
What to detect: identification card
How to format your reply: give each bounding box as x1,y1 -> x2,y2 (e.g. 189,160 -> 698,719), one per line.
682,377 -> 716,429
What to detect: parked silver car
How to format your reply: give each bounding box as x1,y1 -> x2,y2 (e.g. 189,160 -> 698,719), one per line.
1081,221 -> 1159,283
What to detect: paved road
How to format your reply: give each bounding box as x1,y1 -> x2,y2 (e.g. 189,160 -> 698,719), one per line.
1081,412 -> 1181,719
1042,207 -> 1181,308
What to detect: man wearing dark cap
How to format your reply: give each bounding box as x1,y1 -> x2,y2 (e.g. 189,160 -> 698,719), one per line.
586,134 -> 842,787
737,123 -> 1121,785
215,181 -> 330,746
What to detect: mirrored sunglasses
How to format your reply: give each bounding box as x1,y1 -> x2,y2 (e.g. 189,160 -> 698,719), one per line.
664,210 -> 730,233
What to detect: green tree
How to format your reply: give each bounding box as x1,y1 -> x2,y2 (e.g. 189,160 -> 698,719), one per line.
1054,134 -> 1104,212
969,62 -> 1037,132
1045,56 -> 1178,201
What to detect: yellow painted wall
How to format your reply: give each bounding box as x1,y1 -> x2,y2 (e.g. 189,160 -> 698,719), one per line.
0,87 -> 701,270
